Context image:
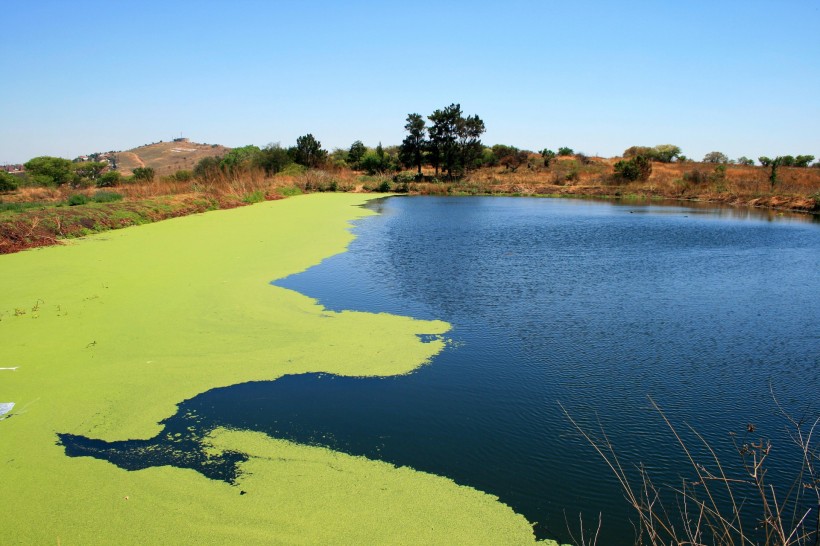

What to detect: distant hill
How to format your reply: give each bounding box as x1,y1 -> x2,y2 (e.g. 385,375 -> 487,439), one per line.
114,140 -> 230,177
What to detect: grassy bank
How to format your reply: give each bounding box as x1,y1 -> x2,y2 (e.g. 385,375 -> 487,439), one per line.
2,158 -> 818,255
0,194 -> 559,544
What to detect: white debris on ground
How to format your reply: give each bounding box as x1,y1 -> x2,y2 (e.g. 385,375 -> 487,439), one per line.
0,403 -> 14,418
0,367 -> 19,371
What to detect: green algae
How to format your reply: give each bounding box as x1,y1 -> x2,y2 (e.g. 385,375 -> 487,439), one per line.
0,194 -> 554,544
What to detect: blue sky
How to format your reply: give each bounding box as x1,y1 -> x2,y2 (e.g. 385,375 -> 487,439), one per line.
2,0 -> 818,164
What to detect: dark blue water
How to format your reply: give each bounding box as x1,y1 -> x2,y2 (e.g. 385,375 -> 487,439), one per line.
61,197 -> 820,544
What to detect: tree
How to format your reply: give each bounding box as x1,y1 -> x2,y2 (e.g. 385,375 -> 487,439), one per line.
256,143 -> 292,175
132,167 -> 155,181
96,171 -> 121,188
427,103 -> 485,178
0,171 -> 18,192
736,156 -> 755,166
399,114 -> 427,175
558,147 -> 574,156
540,149 -> 556,167
347,140 -> 366,170
767,156 -> 784,190
703,151 -> 728,164
291,134 -> 327,168
794,155 -> 814,168
758,156 -> 773,167
779,155 -> 796,167
23,156 -> 75,186
194,156 -> 222,180
653,144 -> 681,163
73,161 -> 107,184
220,145 -> 261,174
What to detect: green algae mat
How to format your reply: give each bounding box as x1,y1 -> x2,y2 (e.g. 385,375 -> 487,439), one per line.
0,194 -> 556,545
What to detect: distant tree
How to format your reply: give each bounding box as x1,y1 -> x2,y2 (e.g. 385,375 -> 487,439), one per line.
758,156 -> 773,167
399,113 -> 427,175
540,149 -> 556,167
23,156 -> 75,186
794,155 -> 814,168
220,145 -> 261,174
428,104 -> 460,177
653,144 -> 681,163
426,103 -> 485,178
703,151 -> 728,164
347,140 -> 367,170
0,171 -> 18,192
96,171 -> 121,188
623,146 -> 654,159
256,143 -> 292,175
736,156 -> 755,166
73,161 -> 107,184
132,167 -> 155,182
767,156 -> 784,190
291,134 -> 327,168
558,147 -> 574,156
779,155 -> 796,167
491,145 -> 528,172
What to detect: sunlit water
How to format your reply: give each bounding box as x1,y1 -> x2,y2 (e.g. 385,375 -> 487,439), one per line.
62,197 -> 820,543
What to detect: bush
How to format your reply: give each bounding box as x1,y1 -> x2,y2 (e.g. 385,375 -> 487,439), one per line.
614,155 -> 652,181
96,171 -> 122,188
377,180 -> 392,192
242,190 -> 265,204
557,147 -> 574,156
172,170 -> 193,182
67,194 -> 88,206
132,167 -> 155,182
0,172 -> 18,192
683,169 -> 708,185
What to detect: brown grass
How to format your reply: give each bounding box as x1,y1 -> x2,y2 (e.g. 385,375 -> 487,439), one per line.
113,141 -> 230,177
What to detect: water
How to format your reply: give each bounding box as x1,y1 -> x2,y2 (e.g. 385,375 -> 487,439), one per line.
61,197 -> 820,543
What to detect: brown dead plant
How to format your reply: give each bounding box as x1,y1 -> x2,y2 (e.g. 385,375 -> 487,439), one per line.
561,395 -> 819,546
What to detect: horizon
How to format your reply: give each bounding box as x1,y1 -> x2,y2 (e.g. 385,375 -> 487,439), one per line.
2,1 -> 818,165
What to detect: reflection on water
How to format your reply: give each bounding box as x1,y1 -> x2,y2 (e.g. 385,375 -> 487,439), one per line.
61,197 -> 820,544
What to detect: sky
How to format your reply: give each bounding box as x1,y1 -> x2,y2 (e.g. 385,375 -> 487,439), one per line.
1,0 -> 818,164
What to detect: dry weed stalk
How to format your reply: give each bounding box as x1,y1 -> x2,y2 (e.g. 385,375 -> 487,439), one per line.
561,396 -> 819,546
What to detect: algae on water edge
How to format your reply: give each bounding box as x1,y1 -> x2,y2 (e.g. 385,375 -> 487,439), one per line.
0,194 -> 554,544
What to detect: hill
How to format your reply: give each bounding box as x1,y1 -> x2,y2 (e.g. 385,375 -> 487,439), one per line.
114,140 -> 230,176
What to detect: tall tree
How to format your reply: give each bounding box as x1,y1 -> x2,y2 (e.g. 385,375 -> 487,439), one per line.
399,113 -> 427,175
427,103 -> 484,178
348,140 -> 366,170
291,134 -> 327,168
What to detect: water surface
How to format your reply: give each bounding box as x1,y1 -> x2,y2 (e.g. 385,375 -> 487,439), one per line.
62,197 -> 820,543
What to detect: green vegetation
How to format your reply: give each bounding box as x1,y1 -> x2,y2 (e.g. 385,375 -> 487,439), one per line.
614,155 -> 653,181
132,166 -> 155,181
96,170 -> 122,187
557,147 -> 574,156
703,151 -> 729,164
400,103 -> 486,178
624,144 -> 682,163
0,171 -> 19,192
23,156 -> 75,186
540,149 -> 556,167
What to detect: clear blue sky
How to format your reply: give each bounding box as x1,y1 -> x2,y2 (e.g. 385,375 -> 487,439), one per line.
2,0 -> 818,164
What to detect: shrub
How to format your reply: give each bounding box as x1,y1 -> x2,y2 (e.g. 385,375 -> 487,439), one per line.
0,172 -> 18,192
172,170 -> 193,182
132,167 -> 155,181
377,180 -> 392,192
67,193 -> 88,206
614,155 -> 652,181
96,171 -> 122,188
683,169 -> 709,185
242,190 -> 265,204
557,147 -> 574,156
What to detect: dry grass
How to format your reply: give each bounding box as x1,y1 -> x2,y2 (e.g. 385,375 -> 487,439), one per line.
113,141 -> 230,177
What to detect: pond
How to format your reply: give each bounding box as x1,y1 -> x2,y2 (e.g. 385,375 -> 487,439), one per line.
61,196 -> 820,544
